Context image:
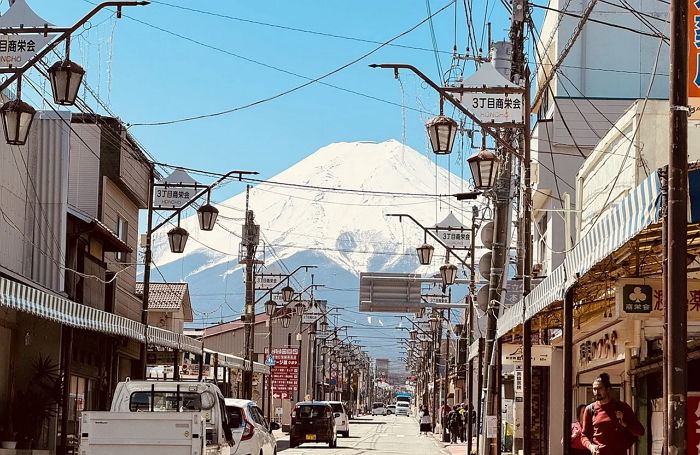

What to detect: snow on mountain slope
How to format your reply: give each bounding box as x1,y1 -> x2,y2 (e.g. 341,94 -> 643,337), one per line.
151,139 -> 480,280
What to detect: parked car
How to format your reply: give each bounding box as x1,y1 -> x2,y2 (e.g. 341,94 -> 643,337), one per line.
225,398 -> 279,455
326,401 -> 350,437
371,402 -> 387,415
290,401 -> 337,448
395,401 -> 410,416
386,404 -> 396,415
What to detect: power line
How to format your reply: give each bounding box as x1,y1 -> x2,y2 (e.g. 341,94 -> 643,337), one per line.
125,1 -> 456,127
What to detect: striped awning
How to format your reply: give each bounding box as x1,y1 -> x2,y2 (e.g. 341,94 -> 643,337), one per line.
496,170 -> 662,338
0,277 -> 145,341
0,276 -> 203,354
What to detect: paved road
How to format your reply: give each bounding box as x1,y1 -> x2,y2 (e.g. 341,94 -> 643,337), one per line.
276,414 -> 450,455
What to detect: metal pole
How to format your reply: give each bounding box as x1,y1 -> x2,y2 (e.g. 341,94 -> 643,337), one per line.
58,326 -> 73,455
666,0 -> 689,443
522,68 -> 533,455
242,185 -> 257,399
563,286 -> 575,455
477,338 -> 484,455
138,165 -> 155,379
267,317 -> 273,421
173,349 -> 180,381
660,167 -> 669,451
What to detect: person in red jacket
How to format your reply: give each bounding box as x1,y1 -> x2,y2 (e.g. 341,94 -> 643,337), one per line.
580,373 -> 645,455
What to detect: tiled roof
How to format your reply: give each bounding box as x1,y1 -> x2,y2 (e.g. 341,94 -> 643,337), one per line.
203,313 -> 270,338
135,282 -> 189,311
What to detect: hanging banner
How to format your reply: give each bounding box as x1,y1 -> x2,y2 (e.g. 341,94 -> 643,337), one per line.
615,278 -> 700,320
690,0 -> 700,120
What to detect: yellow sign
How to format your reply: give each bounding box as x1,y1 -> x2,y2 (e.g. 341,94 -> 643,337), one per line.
304,394 -> 312,401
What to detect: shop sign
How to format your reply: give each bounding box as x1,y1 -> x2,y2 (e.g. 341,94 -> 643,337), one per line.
146,350 -> 176,365
153,169 -> 201,209
687,392 -> 700,454
254,274 -> 284,290
265,347 -> 299,396
0,1 -> 56,68
615,278 -> 700,320
430,213 -> 471,250
302,306 -> 323,324
576,326 -> 623,369
501,343 -> 552,366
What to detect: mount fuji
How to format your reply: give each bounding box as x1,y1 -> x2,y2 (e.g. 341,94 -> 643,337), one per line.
150,139 -> 481,361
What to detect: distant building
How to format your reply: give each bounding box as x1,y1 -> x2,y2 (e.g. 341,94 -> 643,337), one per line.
376,358 -> 390,380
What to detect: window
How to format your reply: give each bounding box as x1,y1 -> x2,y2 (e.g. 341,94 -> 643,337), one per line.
537,212 -> 548,266
250,405 -> 266,425
129,391 -> 202,412
116,217 -> 128,262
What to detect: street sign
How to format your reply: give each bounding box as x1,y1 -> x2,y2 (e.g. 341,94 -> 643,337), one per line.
265,354 -> 275,366
265,347 -> 299,397
359,272 -> 423,313
501,343 -> 552,366
0,1 -> 56,68
302,306 -> 323,324
255,274 -> 285,290
458,63 -> 524,125
153,169 -> 201,209
429,212 -> 471,250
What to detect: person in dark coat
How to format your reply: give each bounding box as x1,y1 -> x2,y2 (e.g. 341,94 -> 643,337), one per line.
419,406 -> 432,435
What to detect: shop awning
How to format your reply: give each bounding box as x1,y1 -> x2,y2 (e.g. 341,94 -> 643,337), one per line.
497,170 -> 662,338
0,276 -> 203,354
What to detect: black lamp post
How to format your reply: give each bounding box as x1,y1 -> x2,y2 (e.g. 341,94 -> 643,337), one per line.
280,312 -> 291,328
282,286 -> 295,303
467,149 -> 499,189
47,53 -> 85,106
416,243 -> 435,265
426,109 -> 458,155
440,263 -> 458,286
429,315 -> 440,333
197,204 -> 219,231
265,299 -> 276,317
0,77 -> 35,146
167,226 -> 189,254
294,300 -> 305,316
409,329 -> 418,341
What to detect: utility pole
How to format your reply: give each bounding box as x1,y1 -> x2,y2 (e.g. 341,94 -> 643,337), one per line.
466,204 -> 478,455
242,186 -> 260,399
483,1 -> 528,453
666,0 -> 688,445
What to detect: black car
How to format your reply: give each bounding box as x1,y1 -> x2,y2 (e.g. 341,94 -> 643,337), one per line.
289,401 -> 337,448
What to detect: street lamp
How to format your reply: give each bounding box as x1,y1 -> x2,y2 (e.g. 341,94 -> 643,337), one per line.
421,339 -> 431,350
167,226 -> 189,254
467,149 -> 499,189
0,96 -> 36,146
48,57 -> 85,106
282,286 -> 295,303
264,299 -> 276,316
426,111 -> 458,155
416,243 -> 435,265
409,329 -> 418,341
197,204 -> 219,231
294,300 -> 306,316
453,324 -> 463,337
429,315 -> 440,333
280,312 -> 291,328
440,263 -> 458,286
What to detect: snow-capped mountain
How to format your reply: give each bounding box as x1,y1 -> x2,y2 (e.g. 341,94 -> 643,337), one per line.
150,140 -> 481,359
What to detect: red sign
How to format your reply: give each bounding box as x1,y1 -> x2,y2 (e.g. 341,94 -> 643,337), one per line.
265,347 -> 299,398
689,393 -> 700,455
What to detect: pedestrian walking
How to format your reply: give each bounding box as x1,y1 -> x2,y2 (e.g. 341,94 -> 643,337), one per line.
459,403 -> 468,443
447,405 -> 463,443
419,406 -> 432,435
562,404 -> 590,455
580,373 -> 644,455
440,401 -> 452,441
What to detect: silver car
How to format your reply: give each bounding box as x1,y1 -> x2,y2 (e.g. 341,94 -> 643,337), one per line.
225,398 -> 279,455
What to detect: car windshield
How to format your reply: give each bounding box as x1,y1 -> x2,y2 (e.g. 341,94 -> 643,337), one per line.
129,391 -> 202,412
330,403 -> 344,413
296,405 -> 328,419
372,403 -> 384,409
397,402 -> 409,407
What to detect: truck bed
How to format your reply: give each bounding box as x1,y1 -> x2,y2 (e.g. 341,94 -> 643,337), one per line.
80,411 -> 205,455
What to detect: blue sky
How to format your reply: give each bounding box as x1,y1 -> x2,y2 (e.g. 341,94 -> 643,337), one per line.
14,0 -> 530,194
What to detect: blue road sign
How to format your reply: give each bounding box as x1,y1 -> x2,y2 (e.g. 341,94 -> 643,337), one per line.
265,354 -> 275,366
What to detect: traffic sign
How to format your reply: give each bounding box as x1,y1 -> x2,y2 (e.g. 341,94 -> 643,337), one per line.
265,354 -> 275,366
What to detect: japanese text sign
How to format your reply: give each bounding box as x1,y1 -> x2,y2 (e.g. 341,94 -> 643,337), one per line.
501,343 -> 552,366
0,34 -> 53,68
462,93 -> 524,124
615,278 -> 700,320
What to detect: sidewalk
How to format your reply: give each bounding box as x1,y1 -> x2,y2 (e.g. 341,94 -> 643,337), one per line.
427,430 -> 473,455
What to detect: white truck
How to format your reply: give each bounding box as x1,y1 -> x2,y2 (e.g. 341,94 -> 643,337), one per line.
80,380 -> 234,455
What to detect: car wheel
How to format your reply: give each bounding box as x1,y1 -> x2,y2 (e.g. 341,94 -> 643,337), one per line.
342,431 -> 349,438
